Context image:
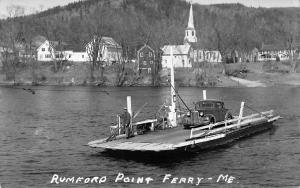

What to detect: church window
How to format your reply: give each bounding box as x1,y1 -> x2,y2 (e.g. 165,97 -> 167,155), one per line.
186,31 -> 188,36
192,31 -> 194,36
140,52 -> 143,57
149,52 -> 152,57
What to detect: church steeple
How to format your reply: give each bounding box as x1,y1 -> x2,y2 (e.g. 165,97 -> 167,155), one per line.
184,3 -> 197,44
187,3 -> 194,29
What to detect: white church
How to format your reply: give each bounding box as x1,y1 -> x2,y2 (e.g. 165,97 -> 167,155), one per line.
161,3 -> 222,68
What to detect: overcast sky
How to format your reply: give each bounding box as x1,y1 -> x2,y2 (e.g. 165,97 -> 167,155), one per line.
0,0 -> 299,18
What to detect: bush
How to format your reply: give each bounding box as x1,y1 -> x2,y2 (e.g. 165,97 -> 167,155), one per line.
224,64 -> 247,78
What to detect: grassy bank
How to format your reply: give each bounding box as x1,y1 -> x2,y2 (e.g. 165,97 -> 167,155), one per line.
0,60 -> 299,87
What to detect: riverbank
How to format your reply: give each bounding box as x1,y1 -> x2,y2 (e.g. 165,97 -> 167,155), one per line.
0,61 -> 299,87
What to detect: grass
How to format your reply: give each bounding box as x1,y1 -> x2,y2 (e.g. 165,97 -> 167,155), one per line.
1,60 -> 300,86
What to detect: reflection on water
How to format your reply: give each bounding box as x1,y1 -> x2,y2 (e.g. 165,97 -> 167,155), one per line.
0,86 -> 299,187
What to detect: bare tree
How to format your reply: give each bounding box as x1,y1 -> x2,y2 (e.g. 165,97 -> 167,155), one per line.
86,35 -> 103,82
84,5 -> 108,83
0,5 -> 25,83
284,18 -> 299,72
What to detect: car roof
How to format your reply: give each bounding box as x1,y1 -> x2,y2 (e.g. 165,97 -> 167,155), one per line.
196,99 -> 224,103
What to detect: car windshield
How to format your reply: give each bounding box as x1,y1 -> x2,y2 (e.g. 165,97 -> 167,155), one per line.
196,102 -> 214,108
215,102 -> 223,109
195,101 -> 224,109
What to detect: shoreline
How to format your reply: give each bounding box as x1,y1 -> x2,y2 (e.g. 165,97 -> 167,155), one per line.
0,79 -> 298,88
1,61 -> 299,88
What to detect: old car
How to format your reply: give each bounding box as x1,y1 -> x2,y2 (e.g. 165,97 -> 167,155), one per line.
182,99 -> 233,129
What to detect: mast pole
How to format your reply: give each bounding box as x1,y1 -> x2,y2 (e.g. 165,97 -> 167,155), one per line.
169,46 -> 177,127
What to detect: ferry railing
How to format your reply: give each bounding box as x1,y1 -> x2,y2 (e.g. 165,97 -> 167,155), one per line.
190,110 -> 274,139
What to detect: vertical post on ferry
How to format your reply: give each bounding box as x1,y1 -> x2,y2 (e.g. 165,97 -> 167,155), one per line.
238,101 -> 245,127
127,96 -> 133,131
169,46 -> 177,127
118,115 -> 121,135
203,90 -> 207,100
127,96 -> 132,116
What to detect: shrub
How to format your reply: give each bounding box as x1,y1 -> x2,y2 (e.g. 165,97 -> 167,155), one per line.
224,65 -> 247,78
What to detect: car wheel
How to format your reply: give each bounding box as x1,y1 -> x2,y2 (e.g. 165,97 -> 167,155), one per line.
225,112 -> 233,120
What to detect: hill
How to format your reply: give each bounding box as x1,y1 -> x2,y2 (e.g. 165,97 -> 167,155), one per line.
0,0 -> 299,58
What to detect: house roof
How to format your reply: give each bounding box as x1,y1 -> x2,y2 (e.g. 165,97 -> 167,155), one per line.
85,36 -> 122,49
137,44 -> 154,53
101,37 -> 121,48
49,41 -> 72,51
32,35 -> 47,48
161,44 -> 191,55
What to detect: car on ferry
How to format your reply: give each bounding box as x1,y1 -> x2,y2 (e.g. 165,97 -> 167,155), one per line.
182,100 -> 233,129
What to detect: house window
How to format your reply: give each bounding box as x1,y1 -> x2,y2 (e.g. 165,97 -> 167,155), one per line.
45,54 -> 51,58
140,52 -> 143,57
192,31 -> 194,36
69,55 -> 71,58
149,52 -> 152,57
186,31 -> 188,36
82,55 -> 84,58
42,48 -> 45,52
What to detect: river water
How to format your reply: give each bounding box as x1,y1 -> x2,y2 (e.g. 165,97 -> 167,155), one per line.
0,86 -> 299,187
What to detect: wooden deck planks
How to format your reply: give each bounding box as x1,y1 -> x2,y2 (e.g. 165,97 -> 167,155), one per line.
120,142 -> 173,151
90,139 -> 176,151
127,127 -> 191,144
88,126 -> 191,151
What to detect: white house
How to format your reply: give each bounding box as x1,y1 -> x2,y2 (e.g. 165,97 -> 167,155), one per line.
37,40 -> 75,62
36,40 -> 55,61
36,40 -> 89,62
161,44 -> 193,68
257,44 -> 293,62
69,51 -> 89,62
86,36 -> 123,65
196,50 -> 222,63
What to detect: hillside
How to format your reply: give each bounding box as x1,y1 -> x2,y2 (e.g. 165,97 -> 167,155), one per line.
0,0 -> 299,58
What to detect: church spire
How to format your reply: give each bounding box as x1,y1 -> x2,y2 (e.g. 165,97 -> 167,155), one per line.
184,3 -> 197,44
187,3 -> 194,29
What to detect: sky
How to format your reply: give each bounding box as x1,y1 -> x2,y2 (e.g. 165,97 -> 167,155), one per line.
0,0 -> 299,18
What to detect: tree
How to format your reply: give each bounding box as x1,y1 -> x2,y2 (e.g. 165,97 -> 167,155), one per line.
86,35 -> 103,82
0,5 -> 25,82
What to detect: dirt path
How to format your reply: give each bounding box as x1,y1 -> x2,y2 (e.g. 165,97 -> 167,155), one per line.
230,76 -> 266,87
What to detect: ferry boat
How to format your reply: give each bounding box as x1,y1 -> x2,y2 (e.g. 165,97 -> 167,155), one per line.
88,48 -> 281,153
